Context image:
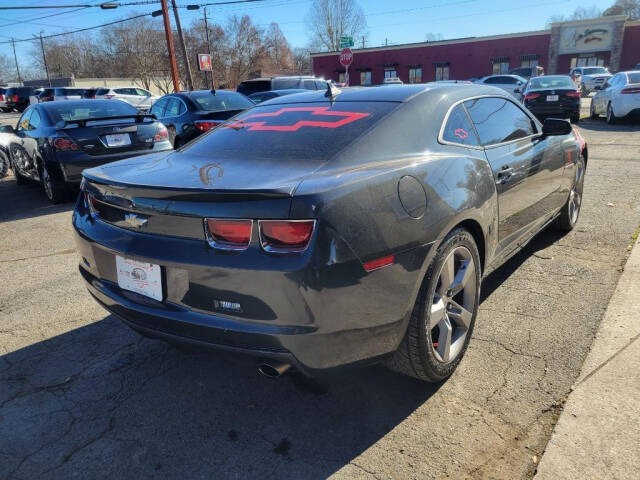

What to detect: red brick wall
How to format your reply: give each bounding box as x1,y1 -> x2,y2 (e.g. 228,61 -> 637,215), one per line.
312,33 -> 551,84
620,23 -> 640,70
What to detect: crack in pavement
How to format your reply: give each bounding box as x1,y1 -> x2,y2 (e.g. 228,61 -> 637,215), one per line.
0,248 -> 76,264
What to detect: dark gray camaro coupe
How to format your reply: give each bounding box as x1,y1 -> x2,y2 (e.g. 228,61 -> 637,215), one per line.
73,84 -> 586,382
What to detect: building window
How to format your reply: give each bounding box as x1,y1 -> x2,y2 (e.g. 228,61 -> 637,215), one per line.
521,59 -> 538,68
409,67 -> 423,83
384,67 -> 397,79
435,65 -> 449,81
492,61 -> 509,74
360,71 -> 372,85
570,55 -> 605,69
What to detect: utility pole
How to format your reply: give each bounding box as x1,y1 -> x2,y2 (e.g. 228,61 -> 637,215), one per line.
11,38 -> 22,84
362,36 -> 365,48
203,7 -> 215,89
159,0 -> 180,92
38,32 -> 51,87
171,0 -> 193,90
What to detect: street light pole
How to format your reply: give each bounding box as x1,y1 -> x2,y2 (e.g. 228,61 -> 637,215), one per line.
171,0 -> 193,90
203,7 -> 215,89
159,0 -> 180,92
38,32 -> 52,87
10,38 -> 22,84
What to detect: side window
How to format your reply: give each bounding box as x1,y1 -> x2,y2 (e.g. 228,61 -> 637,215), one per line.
29,110 -> 42,130
442,104 -> 480,147
114,88 -> 127,94
164,97 -> 182,116
136,88 -> 150,97
303,80 -> 317,89
502,77 -> 518,84
465,97 -> 536,146
149,98 -> 167,118
17,110 -> 33,131
484,77 -> 498,84
178,100 -> 187,115
315,80 -> 328,90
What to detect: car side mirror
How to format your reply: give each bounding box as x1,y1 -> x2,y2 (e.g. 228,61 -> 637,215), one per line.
542,118 -> 572,136
514,88 -> 521,93
0,125 -> 15,134
594,85 -> 603,90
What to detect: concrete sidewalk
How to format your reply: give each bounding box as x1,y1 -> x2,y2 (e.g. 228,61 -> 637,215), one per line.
535,236 -> 640,479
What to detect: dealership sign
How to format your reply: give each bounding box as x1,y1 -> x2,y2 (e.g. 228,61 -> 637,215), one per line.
197,53 -> 212,71
340,36 -> 354,48
558,21 -> 614,54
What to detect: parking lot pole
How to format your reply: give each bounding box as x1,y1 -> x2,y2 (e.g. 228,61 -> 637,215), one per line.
159,0 -> 181,92
203,7 -> 215,90
38,32 -> 52,88
171,0 -> 193,91
10,38 -> 22,84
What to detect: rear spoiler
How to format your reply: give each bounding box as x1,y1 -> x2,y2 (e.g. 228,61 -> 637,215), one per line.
56,113 -> 157,129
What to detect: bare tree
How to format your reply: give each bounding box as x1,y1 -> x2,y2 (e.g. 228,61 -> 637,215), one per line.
547,6 -> 603,25
424,32 -> 444,42
0,54 -> 15,83
225,15 -> 264,87
263,23 -> 294,72
306,0 -> 367,51
292,47 -> 312,74
604,0 -> 640,19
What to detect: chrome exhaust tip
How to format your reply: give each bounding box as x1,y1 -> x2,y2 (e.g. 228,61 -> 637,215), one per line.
257,362 -> 291,378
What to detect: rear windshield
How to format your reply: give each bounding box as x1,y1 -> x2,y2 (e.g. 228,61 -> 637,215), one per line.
43,101 -> 139,124
237,80 -> 271,96
183,101 -> 396,161
627,73 -> 640,84
273,78 -> 302,90
95,88 -> 111,95
55,88 -> 85,95
191,92 -> 254,112
6,87 -> 33,95
528,76 -> 575,89
582,67 -> 608,75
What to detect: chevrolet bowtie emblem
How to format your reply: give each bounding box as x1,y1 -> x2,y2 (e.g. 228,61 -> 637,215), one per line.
124,213 -> 148,228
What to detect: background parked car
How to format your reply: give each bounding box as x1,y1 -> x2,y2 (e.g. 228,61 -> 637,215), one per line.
248,88 -> 306,104
0,99 -> 172,203
5,86 -> 35,111
30,88 -> 44,105
237,76 -> 329,96
53,87 -> 86,101
591,70 -> 640,124
95,87 -> 159,110
522,75 -> 581,123
150,89 -> 254,148
475,75 -> 526,100
509,65 -> 544,80
382,77 -> 404,85
570,66 -> 612,97
37,88 -> 55,102
82,88 -> 98,99
0,88 -> 8,112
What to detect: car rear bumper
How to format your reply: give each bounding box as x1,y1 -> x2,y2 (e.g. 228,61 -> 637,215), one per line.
525,102 -> 579,118
72,197 -> 432,373
58,142 -> 172,183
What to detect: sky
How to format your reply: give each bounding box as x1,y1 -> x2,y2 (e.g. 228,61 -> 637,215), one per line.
0,0 -> 616,68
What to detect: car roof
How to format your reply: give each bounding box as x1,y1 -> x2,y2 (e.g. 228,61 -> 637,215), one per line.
530,75 -> 572,80
39,99 -> 137,110
241,76 -> 317,82
173,89 -> 240,98
252,89 -> 308,95
258,83 -> 509,105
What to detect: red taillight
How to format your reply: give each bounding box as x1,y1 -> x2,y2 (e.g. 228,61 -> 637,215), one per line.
0,94 -> 4,101
524,93 -> 540,101
12,95 -> 19,102
363,255 -> 395,272
205,219 -> 252,250
566,90 -> 581,98
194,120 -> 222,132
51,137 -> 79,151
622,87 -> 640,94
86,193 -> 101,217
154,123 -> 169,141
259,220 -> 315,252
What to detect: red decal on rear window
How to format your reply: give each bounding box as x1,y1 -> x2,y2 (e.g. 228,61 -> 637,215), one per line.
225,106 -> 371,132
454,128 -> 469,139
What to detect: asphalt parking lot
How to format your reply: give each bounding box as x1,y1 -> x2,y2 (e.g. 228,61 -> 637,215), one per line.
1,107 -> 639,479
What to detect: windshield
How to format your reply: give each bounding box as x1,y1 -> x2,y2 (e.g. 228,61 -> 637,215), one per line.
582,67 -> 608,75
627,73 -> 640,84
191,92 -> 254,112
183,101 -> 396,161
44,101 -> 139,124
528,76 -> 575,89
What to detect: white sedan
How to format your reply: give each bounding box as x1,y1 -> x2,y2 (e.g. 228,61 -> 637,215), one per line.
94,87 -> 159,111
475,74 -> 527,100
590,70 -> 640,124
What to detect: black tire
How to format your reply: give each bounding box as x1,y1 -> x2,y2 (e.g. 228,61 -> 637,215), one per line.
553,155 -> 585,232
386,227 -> 481,382
589,101 -> 598,119
0,150 -> 8,179
40,161 -> 71,204
606,103 -> 618,125
570,112 -> 580,124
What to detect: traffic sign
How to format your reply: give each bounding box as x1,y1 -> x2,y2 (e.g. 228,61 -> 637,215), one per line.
197,53 -> 212,71
340,36 -> 354,48
339,48 -> 353,67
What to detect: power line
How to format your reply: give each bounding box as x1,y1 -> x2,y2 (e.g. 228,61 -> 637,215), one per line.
0,7 -> 91,28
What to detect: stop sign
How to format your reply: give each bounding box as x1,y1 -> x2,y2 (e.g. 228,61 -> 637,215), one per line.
339,48 -> 353,67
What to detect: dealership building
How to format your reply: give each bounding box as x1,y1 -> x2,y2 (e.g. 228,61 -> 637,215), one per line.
311,16 -> 640,85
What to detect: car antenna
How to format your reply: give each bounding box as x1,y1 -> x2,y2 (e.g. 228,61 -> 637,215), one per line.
325,82 -> 341,99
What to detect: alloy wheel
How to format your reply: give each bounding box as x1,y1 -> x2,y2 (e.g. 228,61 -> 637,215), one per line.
41,163 -> 53,200
429,246 -> 477,363
569,158 -> 585,224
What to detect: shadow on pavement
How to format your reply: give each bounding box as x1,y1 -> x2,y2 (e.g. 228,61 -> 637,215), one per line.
0,176 -> 75,223
577,118 -> 640,133
0,315 -> 441,479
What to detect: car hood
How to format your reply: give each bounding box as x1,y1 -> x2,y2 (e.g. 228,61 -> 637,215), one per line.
82,149 -> 326,196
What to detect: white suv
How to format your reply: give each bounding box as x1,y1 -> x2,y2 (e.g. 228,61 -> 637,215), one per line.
94,87 -> 159,110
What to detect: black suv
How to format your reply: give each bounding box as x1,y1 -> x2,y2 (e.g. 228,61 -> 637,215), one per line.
5,86 -> 35,112
237,76 -> 328,96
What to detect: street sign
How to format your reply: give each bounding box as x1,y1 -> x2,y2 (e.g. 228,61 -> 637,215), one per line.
340,36 -> 354,48
339,48 -> 353,67
197,53 -> 212,71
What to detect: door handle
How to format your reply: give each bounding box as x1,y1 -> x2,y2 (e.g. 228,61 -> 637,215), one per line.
497,166 -> 513,184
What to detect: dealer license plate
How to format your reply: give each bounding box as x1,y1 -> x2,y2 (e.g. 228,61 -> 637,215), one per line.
546,95 -> 559,102
116,256 -> 162,301
105,133 -> 131,147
